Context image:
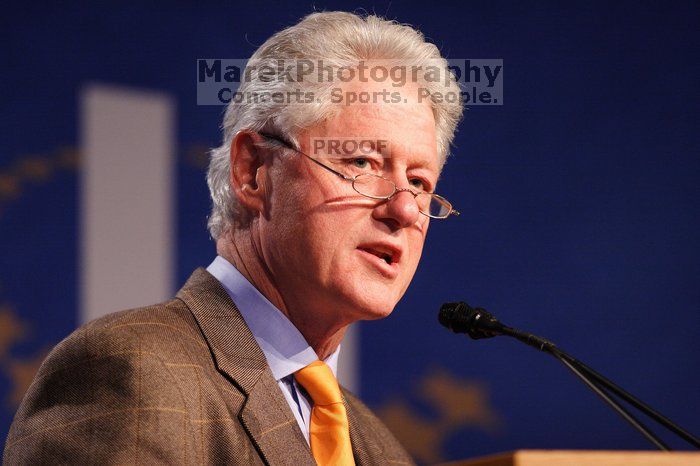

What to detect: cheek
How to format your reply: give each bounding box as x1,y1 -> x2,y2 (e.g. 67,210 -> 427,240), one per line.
405,229 -> 428,273
264,203 -> 351,278
259,185 -> 312,267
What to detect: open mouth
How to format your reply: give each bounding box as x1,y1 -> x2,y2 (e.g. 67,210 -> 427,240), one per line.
357,245 -> 400,266
366,250 -> 393,265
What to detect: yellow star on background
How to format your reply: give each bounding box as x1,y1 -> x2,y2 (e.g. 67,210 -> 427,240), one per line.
6,351 -> 47,407
378,400 -> 445,464
377,368 -> 502,463
0,305 -> 27,358
420,369 -> 502,432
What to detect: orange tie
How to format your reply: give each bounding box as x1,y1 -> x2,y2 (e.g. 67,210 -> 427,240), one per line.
294,360 -> 355,466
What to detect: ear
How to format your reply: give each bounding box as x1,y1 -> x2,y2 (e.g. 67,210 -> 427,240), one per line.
229,131 -> 269,218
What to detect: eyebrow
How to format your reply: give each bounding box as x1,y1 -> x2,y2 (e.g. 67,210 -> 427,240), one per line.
264,131 -> 438,177
316,140 -> 389,160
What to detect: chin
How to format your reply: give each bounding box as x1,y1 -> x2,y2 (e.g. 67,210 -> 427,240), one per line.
343,285 -> 402,322
327,263 -> 410,323
359,307 -> 395,321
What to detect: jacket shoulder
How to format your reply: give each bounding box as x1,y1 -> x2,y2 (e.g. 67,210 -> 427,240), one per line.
29,297 -> 206,380
3,298 -> 214,464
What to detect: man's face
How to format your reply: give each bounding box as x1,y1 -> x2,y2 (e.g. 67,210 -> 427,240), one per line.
255,82 -> 439,330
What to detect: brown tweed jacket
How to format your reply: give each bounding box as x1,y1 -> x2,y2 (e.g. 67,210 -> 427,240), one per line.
4,268 -> 415,465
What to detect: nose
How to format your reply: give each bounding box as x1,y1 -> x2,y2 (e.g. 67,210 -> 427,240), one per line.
372,188 -> 421,229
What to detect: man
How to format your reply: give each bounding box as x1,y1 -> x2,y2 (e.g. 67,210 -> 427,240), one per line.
4,11 -> 463,465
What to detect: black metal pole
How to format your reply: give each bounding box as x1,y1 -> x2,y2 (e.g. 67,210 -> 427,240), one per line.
552,351 -> 670,450
557,351 -> 700,449
499,325 -> 700,450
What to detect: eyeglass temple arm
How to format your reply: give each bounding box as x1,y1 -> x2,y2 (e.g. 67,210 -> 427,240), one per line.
258,132 -> 353,182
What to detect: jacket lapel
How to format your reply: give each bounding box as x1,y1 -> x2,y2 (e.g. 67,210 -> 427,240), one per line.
177,268 -> 315,466
345,393 -> 385,466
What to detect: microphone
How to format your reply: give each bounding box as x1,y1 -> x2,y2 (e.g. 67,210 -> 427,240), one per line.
439,301 -> 555,351
438,301 -> 700,451
438,302 -> 504,339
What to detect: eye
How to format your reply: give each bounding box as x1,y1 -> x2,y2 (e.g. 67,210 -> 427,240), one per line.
350,158 -> 371,169
409,177 -> 429,191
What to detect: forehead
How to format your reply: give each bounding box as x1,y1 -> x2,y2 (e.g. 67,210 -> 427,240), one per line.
307,81 -> 440,171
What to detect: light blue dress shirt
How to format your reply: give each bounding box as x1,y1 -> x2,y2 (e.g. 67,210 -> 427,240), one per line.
207,256 -> 340,444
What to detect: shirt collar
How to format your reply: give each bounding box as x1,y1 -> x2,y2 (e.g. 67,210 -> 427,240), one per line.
206,255 -> 340,381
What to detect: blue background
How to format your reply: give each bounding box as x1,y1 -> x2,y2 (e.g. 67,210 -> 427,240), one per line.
2,1 -> 699,462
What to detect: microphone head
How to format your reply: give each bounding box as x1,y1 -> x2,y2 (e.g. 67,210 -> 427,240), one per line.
438,302 -> 504,339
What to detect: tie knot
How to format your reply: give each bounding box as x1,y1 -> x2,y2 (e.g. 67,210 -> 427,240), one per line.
295,360 -> 343,406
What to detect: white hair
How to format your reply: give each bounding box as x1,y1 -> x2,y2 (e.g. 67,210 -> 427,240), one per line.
207,11 -> 464,239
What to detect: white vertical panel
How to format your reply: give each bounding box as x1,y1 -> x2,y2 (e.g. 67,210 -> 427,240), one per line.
81,85 -> 174,323
338,324 -> 360,394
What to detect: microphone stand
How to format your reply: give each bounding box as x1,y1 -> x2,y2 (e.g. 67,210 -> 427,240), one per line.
500,325 -> 700,450
553,350 -> 669,450
554,347 -> 700,449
